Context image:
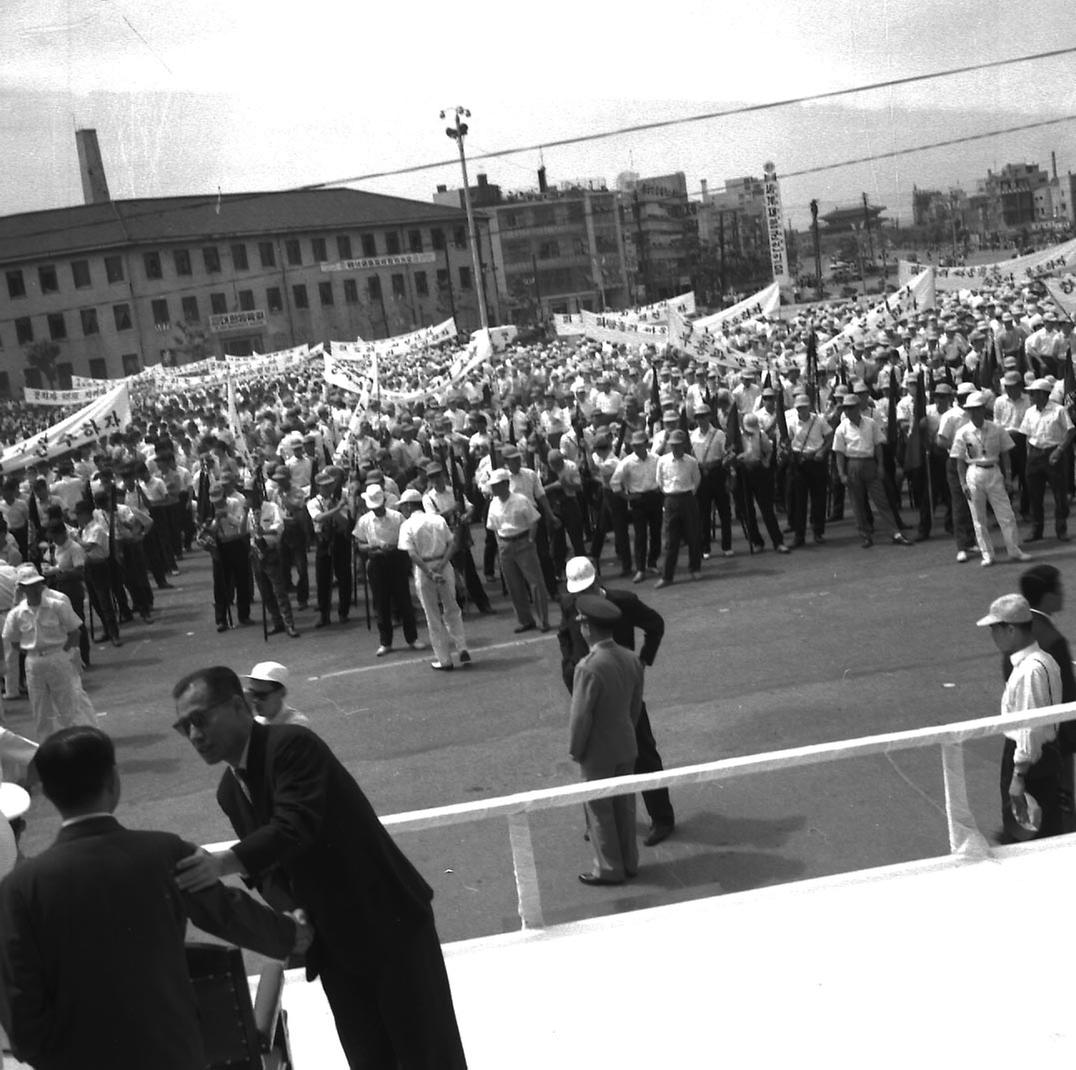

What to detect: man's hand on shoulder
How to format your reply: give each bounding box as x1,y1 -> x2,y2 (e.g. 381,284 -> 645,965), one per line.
286,908 -> 315,956
175,847 -> 243,892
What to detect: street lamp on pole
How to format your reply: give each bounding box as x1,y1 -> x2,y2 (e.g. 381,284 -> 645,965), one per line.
441,106 -> 489,331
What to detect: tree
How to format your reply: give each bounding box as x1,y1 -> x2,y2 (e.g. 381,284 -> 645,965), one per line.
24,340 -> 60,387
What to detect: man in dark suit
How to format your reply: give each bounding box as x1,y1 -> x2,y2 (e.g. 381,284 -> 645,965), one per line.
172,666 -> 467,1069
558,555 -> 675,845
570,596 -> 645,886
0,725 -> 306,1070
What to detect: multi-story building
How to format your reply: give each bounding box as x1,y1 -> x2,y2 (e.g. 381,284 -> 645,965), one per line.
435,170 -> 631,321
617,172 -> 696,301
697,177 -> 768,259
0,187 -> 488,393
974,163 -> 1050,230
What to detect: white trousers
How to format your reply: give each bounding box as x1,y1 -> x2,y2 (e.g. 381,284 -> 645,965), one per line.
26,649 -> 97,741
413,564 -> 467,664
967,465 -> 1022,559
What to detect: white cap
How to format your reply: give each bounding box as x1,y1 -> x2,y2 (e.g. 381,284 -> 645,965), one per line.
362,486 -> 385,508
565,557 -> 597,594
242,661 -> 288,689
0,782 -> 30,820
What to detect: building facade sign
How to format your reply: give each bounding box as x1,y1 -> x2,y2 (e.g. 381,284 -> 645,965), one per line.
320,252 -> 437,272
209,310 -> 267,332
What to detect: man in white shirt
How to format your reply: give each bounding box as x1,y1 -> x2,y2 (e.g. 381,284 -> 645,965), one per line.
690,405 -> 731,559
1019,377 -> 1076,542
2,567 -> 96,741
654,430 -> 701,588
244,482 -> 299,638
486,469 -> 549,633
352,485 -> 421,657
786,394 -> 832,547
993,370 -> 1031,521
399,490 -> 470,672
610,431 -> 663,583
978,593 -> 1064,841
936,382 -> 977,561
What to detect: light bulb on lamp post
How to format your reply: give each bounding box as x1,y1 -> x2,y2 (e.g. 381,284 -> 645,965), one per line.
440,106 -> 489,331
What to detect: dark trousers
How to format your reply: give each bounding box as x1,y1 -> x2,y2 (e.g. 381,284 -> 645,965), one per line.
550,496 -> 586,576
53,578 -> 90,666
788,457 -> 827,540
254,547 -> 295,630
661,492 -> 701,579
281,524 -> 310,607
452,541 -> 491,612
367,549 -> 418,647
696,467 -> 732,553
590,488 -> 632,572
737,465 -> 784,548
846,458 -> 900,539
85,559 -> 119,639
1009,432 -> 1030,517
628,490 -> 664,572
1026,445 -> 1070,537
999,736 -> 1064,841
635,702 -> 674,827
166,500 -> 186,557
117,542 -> 150,616
314,536 -> 352,622
534,515 -> 558,598
214,539 -> 252,626
148,504 -> 177,572
317,916 -> 467,1070
945,457 -> 976,550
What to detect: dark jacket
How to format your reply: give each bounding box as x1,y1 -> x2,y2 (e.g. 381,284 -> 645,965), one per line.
219,722 -> 434,976
0,815 -> 295,1070
558,586 -> 664,693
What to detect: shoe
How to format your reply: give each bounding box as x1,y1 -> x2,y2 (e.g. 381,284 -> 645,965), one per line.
268,624 -> 285,636
376,645 -> 392,657
956,550 -> 969,563
409,640 -> 427,651
1013,550 -> 1033,562
689,571 -> 702,581
619,567 -> 633,578
644,823 -> 674,846
297,602 -> 308,611
158,581 -> 175,590
861,537 -> 874,549
478,605 -> 496,615
1026,533 -> 1044,543
459,650 -> 472,664
892,534 -> 913,546
1058,533 -> 1071,542
140,612 -> 152,623
118,613 -> 134,624
776,544 -> 790,554
110,637 -> 123,648
632,571 -> 645,584
430,661 -> 454,671
238,618 -> 254,627
980,556 -> 994,568
578,873 -> 625,887
168,569 -> 181,577
339,614 -> 350,623
792,537 -> 805,548
722,549 -> 734,557
1,693 -> 20,701
513,623 -> 536,634
539,622 -> 550,632
654,578 -> 670,589
702,551 -> 711,560
287,627 -> 301,638
813,534 -> 825,545
314,618 -> 331,629
216,623 -> 228,633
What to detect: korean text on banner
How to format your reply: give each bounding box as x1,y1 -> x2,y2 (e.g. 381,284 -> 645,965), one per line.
818,268 -> 935,358
24,384 -> 110,406
323,354 -> 368,395
0,384 -> 130,475
614,292 -> 697,325
666,306 -> 759,372
692,282 -> 782,331
897,238 -> 1076,292
1044,277 -> 1076,322
554,314 -> 585,337
579,310 -> 668,348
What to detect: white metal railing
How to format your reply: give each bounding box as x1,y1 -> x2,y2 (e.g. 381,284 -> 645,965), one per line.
207,701 -> 1076,929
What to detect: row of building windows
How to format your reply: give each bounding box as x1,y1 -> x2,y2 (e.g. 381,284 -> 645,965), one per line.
3,227 -> 470,300
3,267 -> 472,346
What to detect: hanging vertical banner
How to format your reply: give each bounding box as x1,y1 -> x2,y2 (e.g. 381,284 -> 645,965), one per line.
762,162 -> 791,287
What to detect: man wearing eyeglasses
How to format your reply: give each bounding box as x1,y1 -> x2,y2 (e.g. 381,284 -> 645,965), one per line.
171,666 -> 467,1069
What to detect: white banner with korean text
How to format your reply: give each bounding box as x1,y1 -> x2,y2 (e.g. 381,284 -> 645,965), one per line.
24,383 -> 111,406
898,239 -> 1076,292
579,311 -> 668,348
0,385 -> 130,475
692,282 -> 782,332
819,268 -> 936,359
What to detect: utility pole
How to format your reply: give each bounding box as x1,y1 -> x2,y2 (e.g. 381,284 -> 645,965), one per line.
862,192 -> 876,264
718,210 -> 726,300
441,106 -> 489,331
949,190 -> 959,262
810,199 -> 822,300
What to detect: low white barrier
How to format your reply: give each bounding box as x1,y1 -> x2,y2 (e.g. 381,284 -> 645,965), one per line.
208,701 -> 1076,929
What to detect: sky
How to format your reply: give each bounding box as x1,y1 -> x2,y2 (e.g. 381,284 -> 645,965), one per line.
2,0 -> 1076,227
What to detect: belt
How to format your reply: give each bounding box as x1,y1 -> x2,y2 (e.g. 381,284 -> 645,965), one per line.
1029,444 -> 1058,452
846,455 -> 875,462
663,490 -> 693,497
499,530 -> 530,542
27,647 -> 64,657
968,461 -> 996,468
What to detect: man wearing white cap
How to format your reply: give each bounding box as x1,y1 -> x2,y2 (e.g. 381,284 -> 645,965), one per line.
993,370 -> 1031,519
1019,377 -> 1076,542
398,489 -> 470,671
978,593 -> 1064,841
352,485 -> 422,657
1,565 -> 96,741
936,381 -> 977,561
242,661 -> 309,726
953,391 -> 1032,567
486,468 -> 549,633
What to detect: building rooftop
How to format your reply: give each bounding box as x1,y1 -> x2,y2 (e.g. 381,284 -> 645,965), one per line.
0,188 -> 470,265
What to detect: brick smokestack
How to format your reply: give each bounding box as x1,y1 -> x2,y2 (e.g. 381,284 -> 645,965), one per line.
75,129 -> 111,204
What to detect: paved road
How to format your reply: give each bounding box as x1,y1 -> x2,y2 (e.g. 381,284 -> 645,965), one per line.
11,513 -> 1072,945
